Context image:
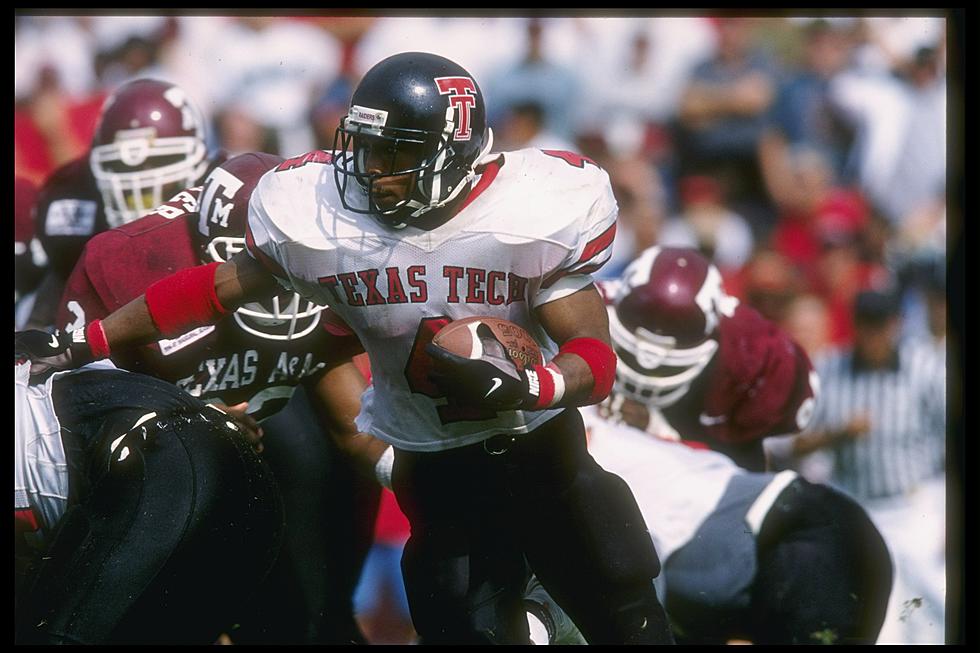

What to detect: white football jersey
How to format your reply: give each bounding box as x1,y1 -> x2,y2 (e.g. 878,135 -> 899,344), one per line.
247,148 -> 618,451
14,359 -> 118,542
583,405 -> 742,561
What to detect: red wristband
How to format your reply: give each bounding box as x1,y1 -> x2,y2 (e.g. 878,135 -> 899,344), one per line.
144,262 -> 230,337
85,319 -> 112,360
528,362 -> 566,410
529,364 -> 555,410
558,337 -> 617,404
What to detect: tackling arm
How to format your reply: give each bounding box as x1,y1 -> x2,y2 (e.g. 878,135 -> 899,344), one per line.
305,335 -> 391,485
99,251 -> 278,351
16,252 -> 280,374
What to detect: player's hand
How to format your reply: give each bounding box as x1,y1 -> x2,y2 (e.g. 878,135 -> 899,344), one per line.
425,324 -> 530,411
843,414 -> 871,440
618,397 -> 652,432
210,401 -> 265,453
14,329 -> 84,376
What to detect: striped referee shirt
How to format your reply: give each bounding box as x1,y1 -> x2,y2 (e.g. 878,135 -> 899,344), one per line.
806,339 -> 945,501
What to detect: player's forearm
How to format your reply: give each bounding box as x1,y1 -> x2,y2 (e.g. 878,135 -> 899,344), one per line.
335,432 -> 394,488
100,295 -> 165,350
535,285 -> 617,409
97,254 -> 276,357
791,428 -> 845,457
549,346 -> 615,408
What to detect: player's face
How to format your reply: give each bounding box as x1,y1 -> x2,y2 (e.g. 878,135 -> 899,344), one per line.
356,137 -> 426,209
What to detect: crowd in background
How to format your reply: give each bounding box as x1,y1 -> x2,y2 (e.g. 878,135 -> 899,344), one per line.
14,13 -> 958,644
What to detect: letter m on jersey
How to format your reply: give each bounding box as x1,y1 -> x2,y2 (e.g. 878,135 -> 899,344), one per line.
435,77 -> 477,141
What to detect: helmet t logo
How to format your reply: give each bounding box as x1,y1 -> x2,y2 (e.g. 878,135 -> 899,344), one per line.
435,76 -> 477,141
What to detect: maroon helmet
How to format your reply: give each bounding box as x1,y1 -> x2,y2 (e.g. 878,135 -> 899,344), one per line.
196,152 -> 323,341
609,246 -> 739,407
89,78 -> 209,227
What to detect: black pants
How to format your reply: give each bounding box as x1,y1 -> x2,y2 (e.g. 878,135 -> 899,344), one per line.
391,408 -> 674,644
232,385 -> 381,644
15,371 -> 284,645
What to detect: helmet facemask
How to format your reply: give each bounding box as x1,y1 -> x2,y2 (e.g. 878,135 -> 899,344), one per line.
609,308 -> 719,408
205,237 -> 323,341
90,129 -> 209,228
332,106 -> 492,229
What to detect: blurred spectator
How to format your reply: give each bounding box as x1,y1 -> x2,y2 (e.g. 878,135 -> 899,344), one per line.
787,288 -> 946,644
574,17 -> 716,161
207,17 -> 342,156
353,17 -> 523,97
853,16 -> 946,76
15,16 -> 98,101
759,18 -> 859,204
675,17 -> 780,236
308,17 -> 377,151
780,292 -> 832,361
600,155 -> 667,279
726,247 -> 802,326
768,146 -> 870,283
830,24 -> 946,233
494,101 -> 578,152
810,213 -> 894,348
658,174 -> 755,274
15,62 -> 107,186
311,75 -> 358,152
90,16 -> 172,87
485,18 -> 582,144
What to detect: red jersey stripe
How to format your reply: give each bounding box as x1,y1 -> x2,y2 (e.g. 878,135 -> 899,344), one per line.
578,221 -> 617,265
459,158 -> 503,212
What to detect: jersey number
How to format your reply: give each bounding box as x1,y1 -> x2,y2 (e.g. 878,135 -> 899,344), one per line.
404,316 -> 497,425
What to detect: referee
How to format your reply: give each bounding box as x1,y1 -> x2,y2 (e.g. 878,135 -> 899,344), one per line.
789,288 -> 946,644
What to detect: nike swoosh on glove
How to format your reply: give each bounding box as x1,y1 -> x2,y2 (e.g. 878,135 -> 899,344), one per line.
14,329 -> 91,378
425,323 -> 533,411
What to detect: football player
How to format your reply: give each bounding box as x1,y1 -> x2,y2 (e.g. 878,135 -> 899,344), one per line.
601,245 -> 820,471
27,78 -> 223,330
20,52 -> 674,644
15,176 -> 47,328
55,152 -> 380,644
14,353 -> 283,644
524,403 -> 893,645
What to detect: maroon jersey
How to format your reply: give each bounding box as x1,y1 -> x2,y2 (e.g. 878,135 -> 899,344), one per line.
57,187 -> 354,421
660,304 -> 817,470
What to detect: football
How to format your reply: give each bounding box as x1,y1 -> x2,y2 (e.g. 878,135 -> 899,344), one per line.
432,317 -> 543,371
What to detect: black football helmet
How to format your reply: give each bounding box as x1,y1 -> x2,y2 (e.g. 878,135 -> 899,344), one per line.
90,78 -> 210,228
195,152 -> 324,341
332,51 -> 494,228
609,246 -> 740,408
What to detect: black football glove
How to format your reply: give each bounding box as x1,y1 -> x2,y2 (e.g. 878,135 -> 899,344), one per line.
426,323 -> 538,412
14,328 -> 93,376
